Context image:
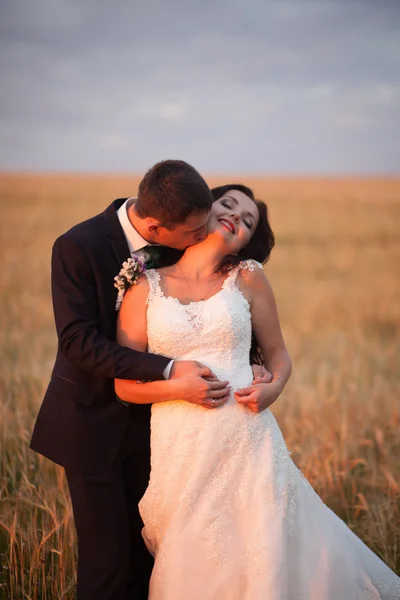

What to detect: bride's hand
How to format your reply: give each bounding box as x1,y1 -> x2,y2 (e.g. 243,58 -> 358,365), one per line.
234,380 -> 283,413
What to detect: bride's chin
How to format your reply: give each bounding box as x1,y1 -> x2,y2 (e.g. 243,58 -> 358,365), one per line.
207,229 -> 239,254
215,235 -> 232,251
208,229 -> 227,243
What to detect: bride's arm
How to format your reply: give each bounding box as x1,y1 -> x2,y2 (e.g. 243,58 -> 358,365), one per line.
234,267 -> 292,412
115,278 -> 185,404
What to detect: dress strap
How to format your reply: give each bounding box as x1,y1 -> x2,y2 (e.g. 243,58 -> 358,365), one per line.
144,269 -> 162,304
238,259 -> 263,273
222,259 -> 263,290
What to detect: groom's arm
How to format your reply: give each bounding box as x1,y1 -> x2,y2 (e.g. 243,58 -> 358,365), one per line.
51,233 -> 170,381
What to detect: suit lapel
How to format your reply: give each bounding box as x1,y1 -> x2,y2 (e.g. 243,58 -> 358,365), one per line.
104,199 -> 131,266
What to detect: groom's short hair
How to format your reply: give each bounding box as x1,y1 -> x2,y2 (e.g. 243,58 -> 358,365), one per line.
136,160 -> 213,228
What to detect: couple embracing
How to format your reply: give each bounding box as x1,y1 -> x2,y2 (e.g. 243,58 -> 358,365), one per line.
31,160 -> 399,599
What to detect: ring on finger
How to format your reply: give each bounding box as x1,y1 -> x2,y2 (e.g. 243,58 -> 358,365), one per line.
211,399 -> 216,407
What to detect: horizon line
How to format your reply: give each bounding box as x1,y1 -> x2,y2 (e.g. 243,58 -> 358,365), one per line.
1,169 -> 400,180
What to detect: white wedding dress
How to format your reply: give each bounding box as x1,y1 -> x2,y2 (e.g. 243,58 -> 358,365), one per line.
138,260 -> 400,600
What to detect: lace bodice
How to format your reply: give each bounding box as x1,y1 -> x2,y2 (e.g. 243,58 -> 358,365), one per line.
145,259 -> 262,389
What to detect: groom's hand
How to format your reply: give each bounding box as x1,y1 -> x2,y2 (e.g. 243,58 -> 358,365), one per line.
170,360 -> 231,409
251,364 -> 272,384
170,360 -> 217,381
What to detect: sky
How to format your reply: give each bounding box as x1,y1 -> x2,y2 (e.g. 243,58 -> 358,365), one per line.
1,0 -> 400,174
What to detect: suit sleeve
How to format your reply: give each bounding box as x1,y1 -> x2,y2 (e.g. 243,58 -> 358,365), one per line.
51,234 -> 170,381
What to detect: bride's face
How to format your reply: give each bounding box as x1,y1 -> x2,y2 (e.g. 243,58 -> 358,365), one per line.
207,190 -> 260,254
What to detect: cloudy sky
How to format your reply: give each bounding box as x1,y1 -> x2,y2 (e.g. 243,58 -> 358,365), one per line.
1,0 -> 399,174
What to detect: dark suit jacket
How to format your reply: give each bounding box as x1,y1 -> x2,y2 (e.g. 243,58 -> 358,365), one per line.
30,199 -> 182,473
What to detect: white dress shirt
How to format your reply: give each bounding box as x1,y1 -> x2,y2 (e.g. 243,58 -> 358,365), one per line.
117,197 -> 153,257
117,198 -> 173,379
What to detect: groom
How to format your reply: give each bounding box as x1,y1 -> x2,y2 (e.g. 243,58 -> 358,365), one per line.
31,159 -> 269,600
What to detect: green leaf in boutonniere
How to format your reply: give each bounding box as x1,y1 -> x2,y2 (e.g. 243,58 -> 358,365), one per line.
142,245 -> 162,269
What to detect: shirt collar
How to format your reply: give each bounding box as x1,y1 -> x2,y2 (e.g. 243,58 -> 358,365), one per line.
117,198 -> 150,254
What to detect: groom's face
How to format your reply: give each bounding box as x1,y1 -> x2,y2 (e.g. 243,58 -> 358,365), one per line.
153,210 -> 210,250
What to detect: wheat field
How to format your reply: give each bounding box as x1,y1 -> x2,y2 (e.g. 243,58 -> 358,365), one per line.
0,174 -> 399,599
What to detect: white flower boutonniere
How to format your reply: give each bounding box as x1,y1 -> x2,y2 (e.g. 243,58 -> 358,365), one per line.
114,256 -> 147,310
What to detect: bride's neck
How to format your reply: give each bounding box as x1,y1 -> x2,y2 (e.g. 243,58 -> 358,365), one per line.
178,237 -> 225,279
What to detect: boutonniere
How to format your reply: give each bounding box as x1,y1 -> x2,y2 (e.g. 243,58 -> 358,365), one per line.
114,256 -> 147,310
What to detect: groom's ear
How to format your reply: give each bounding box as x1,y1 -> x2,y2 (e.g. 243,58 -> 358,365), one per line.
147,219 -> 163,236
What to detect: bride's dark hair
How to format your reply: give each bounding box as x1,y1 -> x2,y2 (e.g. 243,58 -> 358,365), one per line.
211,184 -> 275,366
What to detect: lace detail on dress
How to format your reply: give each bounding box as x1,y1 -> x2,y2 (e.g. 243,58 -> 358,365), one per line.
166,299 -> 206,332
239,258 -> 264,271
362,579 -> 400,599
144,269 -> 162,305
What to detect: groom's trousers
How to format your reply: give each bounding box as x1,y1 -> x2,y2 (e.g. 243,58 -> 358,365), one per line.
65,417 -> 153,600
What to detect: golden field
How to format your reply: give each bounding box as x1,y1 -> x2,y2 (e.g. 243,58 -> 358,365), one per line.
0,173 -> 399,599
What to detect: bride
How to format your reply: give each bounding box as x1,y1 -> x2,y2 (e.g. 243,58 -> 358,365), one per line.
115,184 -> 400,599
